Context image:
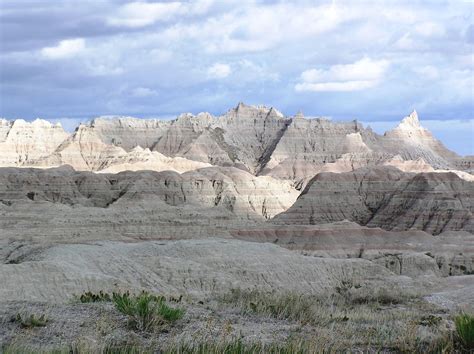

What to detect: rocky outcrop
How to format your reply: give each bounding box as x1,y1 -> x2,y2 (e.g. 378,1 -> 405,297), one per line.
382,111 -> 458,168
29,124 -> 127,170
213,103 -> 291,174
262,117 -> 371,179
98,146 -> 212,174
88,116 -> 171,151
453,156 -> 474,173
1,105 -> 467,183
232,222 -> 474,277
0,119 -> 69,166
273,166 -> 473,234
0,167 -> 298,228
384,155 -> 474,181
153,104 -> 291,174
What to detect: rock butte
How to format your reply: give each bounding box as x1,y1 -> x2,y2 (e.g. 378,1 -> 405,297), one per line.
0,104 -> 472,180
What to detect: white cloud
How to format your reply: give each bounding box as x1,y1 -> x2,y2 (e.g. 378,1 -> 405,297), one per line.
131,87 -> 158,97
87,63 -> 124,76
161,2 -> 349,54
207,63 -> 231,79
295,81 -> 376,92
41,38 -> 85,59
394,33 -> 416,50
107,1 -> 183,28
414,65 -> 439,80
415,22 -> 445,37
295,57 -> 390,92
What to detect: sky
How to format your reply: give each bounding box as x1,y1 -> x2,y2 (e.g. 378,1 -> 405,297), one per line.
0,0 -> 473,155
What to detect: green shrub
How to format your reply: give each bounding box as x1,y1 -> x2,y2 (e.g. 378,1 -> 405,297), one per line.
112,291 -> 184,332
79,290 -> 111,303
15,313 -> 48,328
454,313 -> 474,350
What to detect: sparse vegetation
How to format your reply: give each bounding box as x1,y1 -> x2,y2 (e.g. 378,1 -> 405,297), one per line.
77,290 -> 185,332
0,288 -> 459,353
2,342 -> 151,354
454,312 -> 474,350
14,312 -> 48,329
112,291 -> 184,332
165,338 -> 318,354
218,287 -> 450,352
79,290 -> 111,303
220,288 -> 316,324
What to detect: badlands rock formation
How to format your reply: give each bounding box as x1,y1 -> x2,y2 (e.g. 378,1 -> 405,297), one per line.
232,221 -> 474,277
0,103 -> 472,238
0,119 -> 68,166
382,111 -> 459,167
0,104 -> 473,353
0,165 -> 299,245
274,166 -> 473,235
0,238 -> 401,302
1,104 -> 470,184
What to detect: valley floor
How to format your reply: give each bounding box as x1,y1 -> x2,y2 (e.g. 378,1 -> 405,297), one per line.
0,238 -> 473,353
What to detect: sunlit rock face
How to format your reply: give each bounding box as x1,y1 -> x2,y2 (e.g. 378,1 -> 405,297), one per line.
0,119 -> 69,166
382,111 -> 459,168
0,105 -> 468,183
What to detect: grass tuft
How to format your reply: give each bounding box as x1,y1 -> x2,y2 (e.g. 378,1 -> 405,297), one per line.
165,338 -> 316,354
112,291 -> 184,332
14,312 -> 49,328
454,312 -> 474,350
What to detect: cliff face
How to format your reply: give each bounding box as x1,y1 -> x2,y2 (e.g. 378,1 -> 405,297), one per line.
0,105 -> 465,181
0,165 -> 298,221
88,116 -> 171,151
273,166 -> 473,235
0,119 -> 69,166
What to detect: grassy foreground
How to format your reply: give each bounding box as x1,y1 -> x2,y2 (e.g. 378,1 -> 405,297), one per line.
2,288 -> 473,353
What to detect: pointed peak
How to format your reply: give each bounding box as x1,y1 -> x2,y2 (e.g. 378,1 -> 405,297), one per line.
400,110 -> 420,128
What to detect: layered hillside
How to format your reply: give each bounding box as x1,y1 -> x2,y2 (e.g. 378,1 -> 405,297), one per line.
0,166 -> 299,242
0,119 -> 69,166
0,104 -> 468,184
273,166 -> 474,235
382,111 -> 459,168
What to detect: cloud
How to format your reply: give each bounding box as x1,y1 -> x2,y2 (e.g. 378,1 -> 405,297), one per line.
131,87 -> 158,97
161,2 -> 349,54
414,65 -> 439,80
40,38 -> 85,59
394,33 -> 416,50
415,22 -> 445,37
295,57 -> 390,92
1,0 -> 472,156
107,2 -> 183,28
207,63 -> 231,79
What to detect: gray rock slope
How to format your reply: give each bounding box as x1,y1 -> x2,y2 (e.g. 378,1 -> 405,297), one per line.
273,166 -> 473,235
0,238 -> 407,302
0,165 -> 298,244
